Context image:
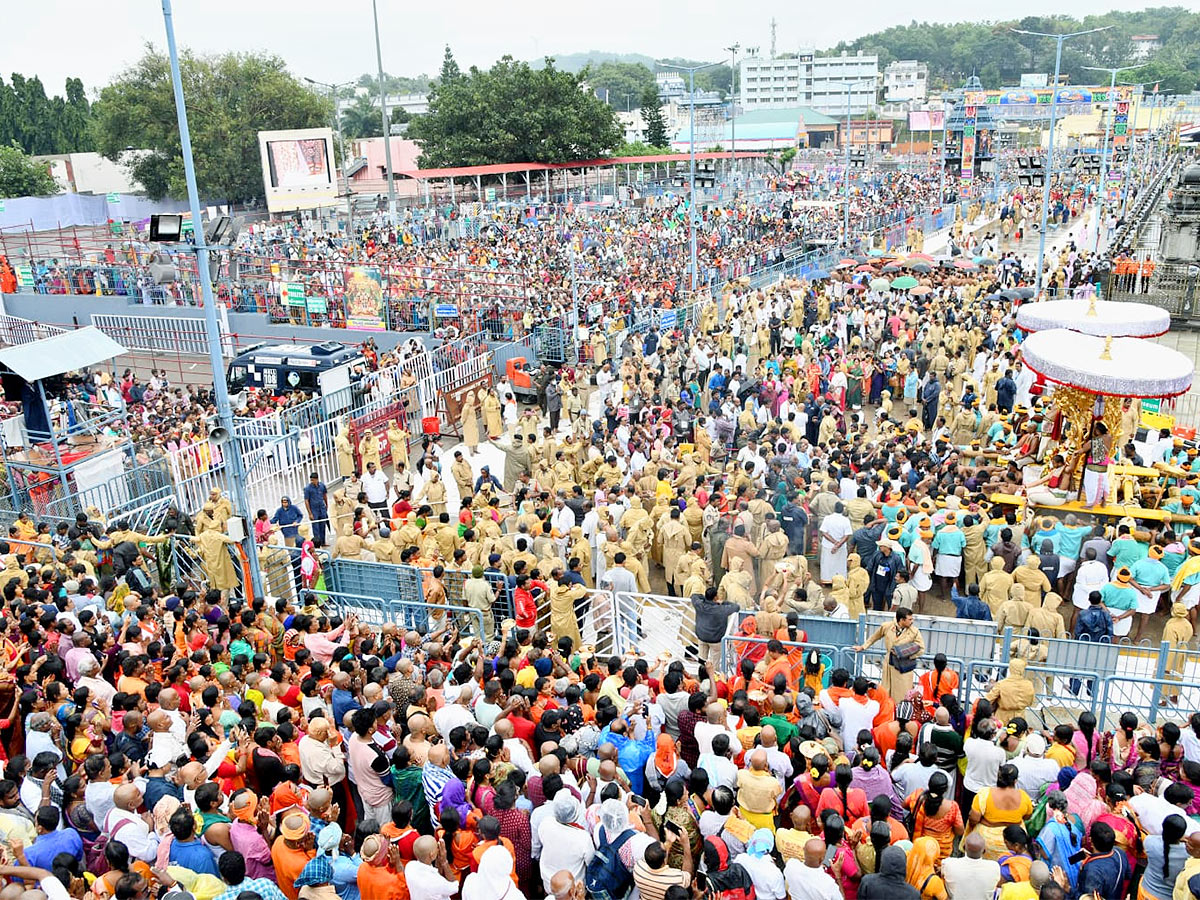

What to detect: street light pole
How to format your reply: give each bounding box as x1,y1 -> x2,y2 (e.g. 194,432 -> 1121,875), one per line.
658,60 -> 719,295
305,77 -> 357,238
827,79 -> 875,250
1011,26 -> 1112,296
371,0 -> 397,224
1083,64 -> 1142,253
725,44 -> 740,180
160,0 -> 263,600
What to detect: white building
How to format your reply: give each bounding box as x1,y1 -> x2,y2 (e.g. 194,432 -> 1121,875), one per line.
1130,35 -> 1161,60
32,151 -> 146,195
739,50 -> 879,115
883,60 -> 928,103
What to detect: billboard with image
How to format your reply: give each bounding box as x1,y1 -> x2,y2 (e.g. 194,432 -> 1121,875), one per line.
257,127 -> 337,213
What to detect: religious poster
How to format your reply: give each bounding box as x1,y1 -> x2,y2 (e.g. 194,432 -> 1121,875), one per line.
345,267 -> 386,331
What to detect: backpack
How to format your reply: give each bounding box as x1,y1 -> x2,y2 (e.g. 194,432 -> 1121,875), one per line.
89,814 -> 133,875
585,826 -> 635,900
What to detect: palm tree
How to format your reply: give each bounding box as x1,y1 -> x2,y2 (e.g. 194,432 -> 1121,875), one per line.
340,95 -> 383,139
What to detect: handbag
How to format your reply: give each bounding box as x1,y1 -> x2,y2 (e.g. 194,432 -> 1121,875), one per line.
889,641 -> 921,674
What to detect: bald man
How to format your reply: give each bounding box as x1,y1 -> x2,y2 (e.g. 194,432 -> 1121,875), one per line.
755,724 -> 794,790
405,835 -> 458,900
736,749 -> 781,832
105,783 -> 159,861
783,838 -> 839,900
942,832 -> 1000,899
549,869 -> 585,900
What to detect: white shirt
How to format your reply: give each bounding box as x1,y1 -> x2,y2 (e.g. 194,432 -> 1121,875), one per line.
432,702 -> 476,743
537,818 -> 596,894
1073,559 -> 1110,607
962,737 -> 1006,793
783,859 -> 842,900
1012,756 -> 1061,796
693,721 -> 738,758
698,753 -> 738,791
362,469 -> 389,504
85,780 -> 117,826
837,696 -> 879,750
1127,793 -> 1200,836
404,860 -> 459,900
734,852 -> 787,900
941,857 -> 1001,900
104,807 -> 159,862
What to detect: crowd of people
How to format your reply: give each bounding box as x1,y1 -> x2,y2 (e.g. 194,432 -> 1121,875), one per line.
0,148 -> 1194,900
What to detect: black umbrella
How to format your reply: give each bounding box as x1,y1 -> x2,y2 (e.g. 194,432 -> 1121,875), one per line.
909,262 -> 932,273
882,263 -> 902,273
1016,287 -> 1036,299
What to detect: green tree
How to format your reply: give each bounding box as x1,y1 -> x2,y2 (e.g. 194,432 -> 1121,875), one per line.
585,61 -> 656,108
615,140 -> 669,156
91,47 -> 330,202
407,54 -> 622,167
439,45 -> 462,83
640,86 -> 670,148
341,94 -> 385,139
0,75 -> 94,156
0,143 -> 59,196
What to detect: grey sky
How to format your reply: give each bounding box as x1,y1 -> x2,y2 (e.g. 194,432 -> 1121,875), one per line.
9,1 -> 1158,95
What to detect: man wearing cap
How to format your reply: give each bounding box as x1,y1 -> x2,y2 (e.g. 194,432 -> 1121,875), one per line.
1011,734 -> 1060,797
1100,567 -> 1140,638
1130,545 -> 1171,642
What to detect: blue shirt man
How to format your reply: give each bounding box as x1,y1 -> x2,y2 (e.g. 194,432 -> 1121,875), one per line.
271,497 -> 304,543
303,476 -> 329,547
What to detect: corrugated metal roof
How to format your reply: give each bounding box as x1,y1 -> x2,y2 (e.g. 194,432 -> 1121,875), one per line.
0,326 -> 127,381
394,152 -> 765,181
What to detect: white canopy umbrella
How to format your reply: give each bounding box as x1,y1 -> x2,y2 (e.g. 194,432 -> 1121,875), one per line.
1015,298 -> 1171,339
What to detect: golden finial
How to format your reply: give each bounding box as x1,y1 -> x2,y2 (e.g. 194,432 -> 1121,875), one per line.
1099,335 -> 1114,361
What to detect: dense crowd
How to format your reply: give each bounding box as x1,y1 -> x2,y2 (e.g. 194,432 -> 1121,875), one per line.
0,150 -> 1194,900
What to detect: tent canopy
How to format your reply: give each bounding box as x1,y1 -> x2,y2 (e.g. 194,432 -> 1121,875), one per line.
0,326 -> 126,382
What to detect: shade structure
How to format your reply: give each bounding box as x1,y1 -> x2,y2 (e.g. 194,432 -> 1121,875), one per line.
870,278 -> 891,292
1015,298 -> 1171,339
891,275 -> 920,290
1020,328 -> 1193,398
910,285 -> 933,296
0,326 -> 126,381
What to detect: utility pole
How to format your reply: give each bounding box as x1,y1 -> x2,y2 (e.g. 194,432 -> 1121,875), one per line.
1011,25 -> 1112,296
305,77 -> 357,238
371,0 -> 397,223
160,0 -> 263,600
658,60 -> 720,295
828,79 -> 876,250
1083,64 -> 1142,252
726,43 -> 740,180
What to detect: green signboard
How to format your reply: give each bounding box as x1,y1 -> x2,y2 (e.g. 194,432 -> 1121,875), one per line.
106,192 -> 120,203
306,296 -> 327,314
284,282 -> 306,307
15,265 -> 34,288
1143,398 -> 1161,415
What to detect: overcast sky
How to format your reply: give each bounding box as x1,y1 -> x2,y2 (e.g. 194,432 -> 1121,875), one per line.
9,0 -> 1159,95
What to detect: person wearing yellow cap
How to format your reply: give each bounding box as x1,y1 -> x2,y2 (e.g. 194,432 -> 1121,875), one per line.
1162,602 -> 1194,706
931,511 -> 965,598
1172,537 -> 1200,624
1099,567 -> 1139,638
1128,544 -> 1171,642
908,522 -> 935,603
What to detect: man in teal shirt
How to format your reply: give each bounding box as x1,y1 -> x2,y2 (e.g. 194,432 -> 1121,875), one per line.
1129,545 -> 1171,642
1055,513 -> 1092,577
1099,567 -> 1140,639
1107,523 -> 1149,572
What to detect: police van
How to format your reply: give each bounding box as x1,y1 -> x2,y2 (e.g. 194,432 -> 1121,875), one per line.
226,341 -> 364,400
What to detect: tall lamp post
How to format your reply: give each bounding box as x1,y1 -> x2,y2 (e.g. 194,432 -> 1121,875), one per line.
1082,64 -> 1142,252
658,60 -> 720,295
1011,25 -> 1112,296
370,0 -> 397,223
159,0 -> 263,599
827,79 -> 876,250
305,77 -> 357,237
725,44 -> 740,179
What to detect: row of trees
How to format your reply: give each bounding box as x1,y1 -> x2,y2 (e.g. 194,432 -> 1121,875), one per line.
0,75 -> 93,156
835,9 -> 1200,93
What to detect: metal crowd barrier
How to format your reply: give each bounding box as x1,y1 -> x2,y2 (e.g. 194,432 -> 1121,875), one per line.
304,587 -> 485,637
